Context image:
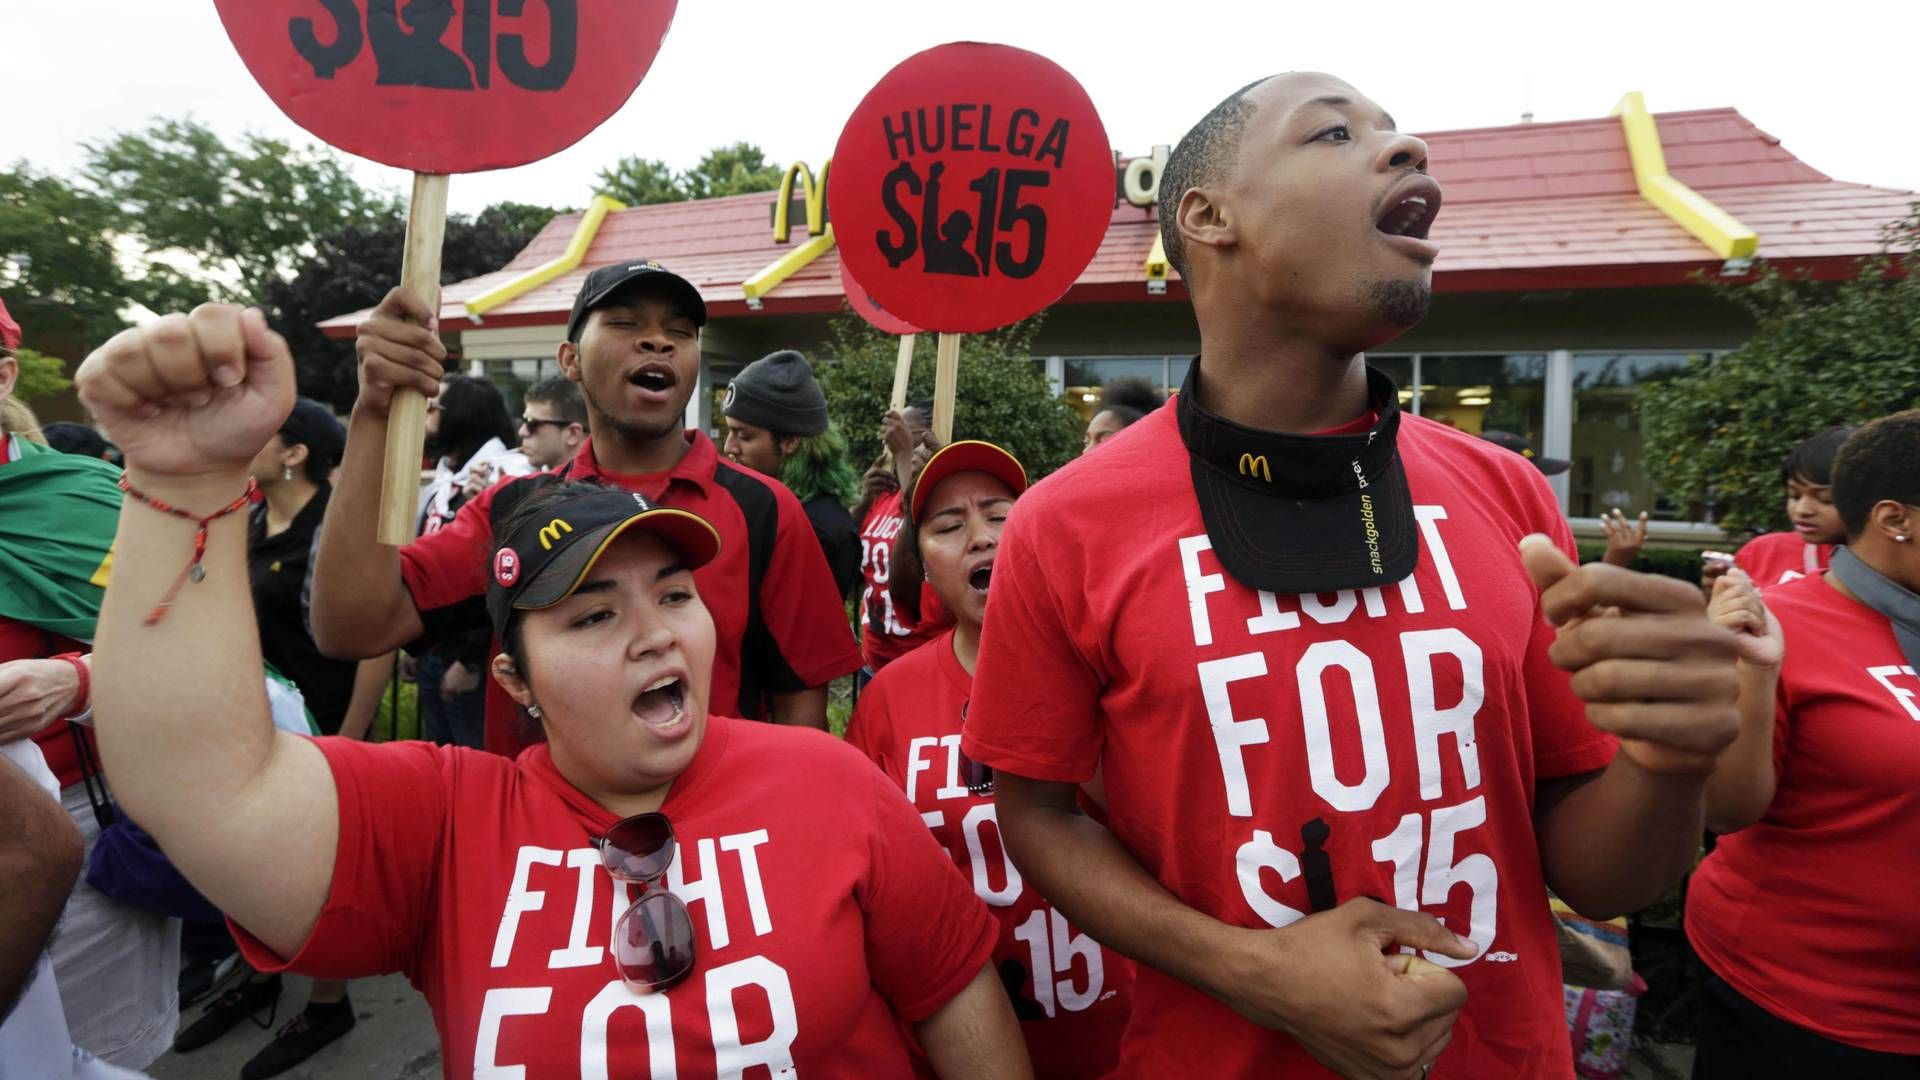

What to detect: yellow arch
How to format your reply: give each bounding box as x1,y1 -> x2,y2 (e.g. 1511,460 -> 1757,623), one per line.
1612,92 -> 1758,263
464,195 -> 627,319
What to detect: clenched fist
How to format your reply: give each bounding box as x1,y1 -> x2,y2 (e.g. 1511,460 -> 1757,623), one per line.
76,305 -> 295,481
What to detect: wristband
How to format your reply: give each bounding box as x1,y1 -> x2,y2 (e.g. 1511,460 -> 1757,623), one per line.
51,651 -> 90,720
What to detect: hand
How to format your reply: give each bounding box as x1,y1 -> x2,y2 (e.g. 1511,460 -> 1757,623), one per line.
461,461 -> 494,500
906,436 -> 937,486
0,659 -> 83,742
1600,509 -> 1649,568
76,305 -> 295,481
1708,571 -> 1784,669
1698,554 -> 1734,595
1219,899 -> 1473,1079
880,410 -> 919,457
354,287 -> 447,418
440,660 -> 481,696
861,456 -> 900,501
1521,535 -> 1742,774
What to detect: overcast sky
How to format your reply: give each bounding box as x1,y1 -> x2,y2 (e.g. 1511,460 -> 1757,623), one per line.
7,0 -> 1917,216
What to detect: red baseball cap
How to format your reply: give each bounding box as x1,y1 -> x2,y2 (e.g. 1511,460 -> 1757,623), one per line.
908,441 -> 1030,524
0,295 -> 20,352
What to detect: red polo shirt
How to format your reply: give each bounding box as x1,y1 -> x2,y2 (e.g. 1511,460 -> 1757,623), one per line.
399,432 -> 861,754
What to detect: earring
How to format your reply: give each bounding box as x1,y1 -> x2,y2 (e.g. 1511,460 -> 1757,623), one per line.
1899,535 -> 1912,543
526,704 -> 543,719
283,465 -> 293,482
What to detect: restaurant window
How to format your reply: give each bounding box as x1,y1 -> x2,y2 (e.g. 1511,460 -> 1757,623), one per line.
1568,352 -> 1702,520
1061,356 -> 1179,424
479,357 -> 562,417
1416,354 -> 1548,445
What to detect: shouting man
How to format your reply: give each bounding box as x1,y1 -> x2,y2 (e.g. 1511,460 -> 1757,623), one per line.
963,73 -> 1742,1079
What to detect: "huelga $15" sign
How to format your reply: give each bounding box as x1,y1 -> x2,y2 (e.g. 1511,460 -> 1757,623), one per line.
830,42 -> 1113,334
213,0 -> 678,174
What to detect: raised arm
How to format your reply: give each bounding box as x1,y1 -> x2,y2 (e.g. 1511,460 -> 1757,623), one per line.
77,304 -> 342,959
309,288 -> 444,658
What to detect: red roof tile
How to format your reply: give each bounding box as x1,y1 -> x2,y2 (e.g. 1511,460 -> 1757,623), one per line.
321,108 -> 1913,335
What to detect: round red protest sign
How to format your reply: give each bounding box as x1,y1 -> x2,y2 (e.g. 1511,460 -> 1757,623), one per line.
840,258 -> 922,335
213,0 -> 677,174
830,42 -> 1112,333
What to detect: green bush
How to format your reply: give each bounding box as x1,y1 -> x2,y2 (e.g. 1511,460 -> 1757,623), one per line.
369,672 -> 421,743
1576,542 -> 1703,583
815,313 -> 1083,480
1640,207 -> 1920,533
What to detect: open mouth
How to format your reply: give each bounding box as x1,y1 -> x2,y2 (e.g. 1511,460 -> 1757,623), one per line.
1375,185 -> 1440,242
628,366 -> 676,395
968,566 -> 992,594
632,675 -> 687,729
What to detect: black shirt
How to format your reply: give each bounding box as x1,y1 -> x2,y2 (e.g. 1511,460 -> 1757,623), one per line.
250,485 -> 357,734
802,494 -> 862,602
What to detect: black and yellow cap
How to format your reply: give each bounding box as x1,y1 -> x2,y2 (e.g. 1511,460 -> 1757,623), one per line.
486,489 -> 721,636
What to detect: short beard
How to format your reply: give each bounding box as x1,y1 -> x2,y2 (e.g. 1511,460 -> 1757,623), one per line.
1365,279 -> 1432,327
580,382 -> 684,446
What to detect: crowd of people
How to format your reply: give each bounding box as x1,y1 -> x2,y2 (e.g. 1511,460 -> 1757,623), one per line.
1,70 -> 1916,1080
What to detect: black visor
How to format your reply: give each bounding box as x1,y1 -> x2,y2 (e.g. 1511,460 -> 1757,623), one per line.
1178,362 -> 1420,594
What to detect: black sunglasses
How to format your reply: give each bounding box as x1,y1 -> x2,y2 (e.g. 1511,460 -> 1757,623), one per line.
521,417 -> 573,433
592,813 -> 696,993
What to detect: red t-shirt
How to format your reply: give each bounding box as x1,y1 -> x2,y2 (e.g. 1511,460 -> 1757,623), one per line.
1686,574 -> 1920,1053
3,616 -> 86,788
1734,531 -> 1834,587
233,716 -> 997,1078
963,405 -> 1618,1079
399,433 -> 861,752
847,630 -> 1132,1078
857,490 -> 952,671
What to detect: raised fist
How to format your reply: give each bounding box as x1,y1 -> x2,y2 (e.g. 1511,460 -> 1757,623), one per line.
76,305 -> 295,481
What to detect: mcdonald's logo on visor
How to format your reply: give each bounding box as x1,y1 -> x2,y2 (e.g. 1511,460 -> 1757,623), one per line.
539,519 -> 575,550
1238,453 -> 1272,482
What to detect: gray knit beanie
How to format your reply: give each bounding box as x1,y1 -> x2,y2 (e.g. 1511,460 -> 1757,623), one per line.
722,350 -> 829,437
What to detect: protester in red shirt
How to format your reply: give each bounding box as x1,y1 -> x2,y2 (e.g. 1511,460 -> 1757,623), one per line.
1710,427 -> 1851,592
311,263 -> 859,748
854,402 -> 952,678
1689,411 -> 1920,1077
963,72 -> 1743,1080
848,441 -> 1132,1078
74,305 -> 1034,1079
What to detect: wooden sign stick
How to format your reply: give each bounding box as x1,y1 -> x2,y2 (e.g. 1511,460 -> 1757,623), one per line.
889,333 -> 917,411
376,172 -> 451,546
932,332 -> 962,446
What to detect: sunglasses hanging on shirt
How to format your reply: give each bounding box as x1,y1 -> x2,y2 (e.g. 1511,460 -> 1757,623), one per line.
593,812 -> 696,994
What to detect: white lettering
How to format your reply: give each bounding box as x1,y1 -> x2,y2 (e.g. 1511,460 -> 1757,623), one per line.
1414,506 -> 1467,610
1247,590 -> 1301,635
1301,590 -> 1358,625
935,734 -> 970,800
1402,629 -> 1485,800
549,848 -> 604,969
1051,910 -> 1104,1013
579,982 -> 675,1080
720,830 -> 774,938
1235,829 -> 1306,929
1180,534 -> 1226,647
960,803 -> 1022,906
492,847 -> 562,967
473,987 -> 552,1079
1298,641 -> 1390,812
1868,665 -> 1920,722
1199,653 -> 1270,817
707,957 -> 800,1079
1423,796 -> 1496,967
668,838 -> 730,950
905,737 -> 941,803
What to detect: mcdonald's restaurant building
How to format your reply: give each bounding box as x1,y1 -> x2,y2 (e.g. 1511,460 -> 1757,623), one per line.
323,95 -> 1913,539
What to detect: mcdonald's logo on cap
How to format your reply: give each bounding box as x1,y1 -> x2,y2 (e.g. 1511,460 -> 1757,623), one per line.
1238,453 -> 1272,482
539,518 -> 575,550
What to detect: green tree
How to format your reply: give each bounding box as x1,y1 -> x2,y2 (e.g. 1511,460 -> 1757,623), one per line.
680,142 -> 784,200
263,202 -> 570,410
595,156 -> 683,206
0,163 -> 130,348
84,117 -> 396,309
594,143 -> 785,205
1640,207 -> 1920,533
11,348 -> 73,402
815,313 -> 1082,480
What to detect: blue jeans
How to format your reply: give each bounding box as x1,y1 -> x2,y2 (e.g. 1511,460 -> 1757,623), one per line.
416,653 -> 487,749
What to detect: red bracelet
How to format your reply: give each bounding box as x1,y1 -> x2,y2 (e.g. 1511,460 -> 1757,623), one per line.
118,475 -> 258,626
51,652 -> 89,720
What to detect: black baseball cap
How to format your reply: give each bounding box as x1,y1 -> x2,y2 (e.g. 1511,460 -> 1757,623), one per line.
1479,431 -> 1569,476
487,488 -> 722,636
566,261 -> 708,342
1177,363 -> 1421,594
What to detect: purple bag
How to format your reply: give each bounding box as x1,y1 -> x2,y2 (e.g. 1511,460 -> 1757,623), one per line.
71,725 -> 222,923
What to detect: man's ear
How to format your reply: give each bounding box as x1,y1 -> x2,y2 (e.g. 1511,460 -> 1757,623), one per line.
491,653 -> 533,707
556,340 -> 582,382
1870,499 -> 1913,543
778,435 -> 802,458
1177,185 -> 1236,264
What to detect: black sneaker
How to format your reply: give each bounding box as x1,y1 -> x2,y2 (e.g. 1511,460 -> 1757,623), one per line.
172,975 -> 281,1053
240,999 -> 357,1080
